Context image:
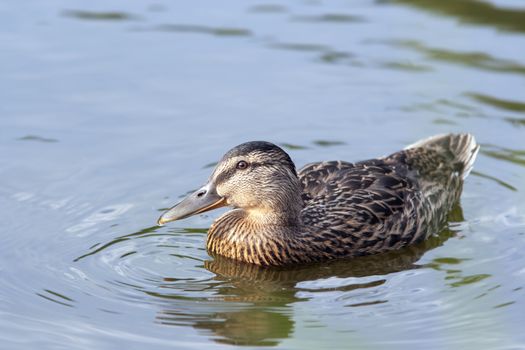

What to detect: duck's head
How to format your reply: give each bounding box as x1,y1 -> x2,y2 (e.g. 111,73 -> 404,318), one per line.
157,141 -> 302,226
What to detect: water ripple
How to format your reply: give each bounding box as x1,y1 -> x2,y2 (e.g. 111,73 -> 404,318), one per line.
66,204 -> 134,237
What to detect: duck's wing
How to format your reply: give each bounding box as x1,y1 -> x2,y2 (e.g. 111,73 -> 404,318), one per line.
297,134 -> 478,255
298,159 -> 427,253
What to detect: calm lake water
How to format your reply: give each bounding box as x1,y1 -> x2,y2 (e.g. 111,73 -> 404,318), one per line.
1,0 -> 525,349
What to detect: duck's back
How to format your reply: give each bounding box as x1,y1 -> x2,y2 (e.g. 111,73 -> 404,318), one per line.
298,134 -> 479,256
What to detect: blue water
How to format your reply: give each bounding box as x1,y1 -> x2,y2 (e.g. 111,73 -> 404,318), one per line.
1,0 -> 525,349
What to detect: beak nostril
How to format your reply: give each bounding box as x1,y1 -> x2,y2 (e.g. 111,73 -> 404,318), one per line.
197,190 -> 206,198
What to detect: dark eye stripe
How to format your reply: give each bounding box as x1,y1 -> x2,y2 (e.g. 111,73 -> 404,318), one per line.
215,161 -> 269,185
214,161 -> 295,185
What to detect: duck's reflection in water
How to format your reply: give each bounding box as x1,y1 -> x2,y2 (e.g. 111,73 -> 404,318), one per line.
159,308 -> 293,346
153,206 -> 463,346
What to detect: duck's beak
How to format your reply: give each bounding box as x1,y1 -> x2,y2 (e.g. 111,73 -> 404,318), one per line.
157,183 -> 227,226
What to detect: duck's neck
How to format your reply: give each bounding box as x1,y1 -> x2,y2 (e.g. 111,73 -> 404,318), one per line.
206,205 -> 311,266
238,175 -> 304,226
244,202 -> 302,226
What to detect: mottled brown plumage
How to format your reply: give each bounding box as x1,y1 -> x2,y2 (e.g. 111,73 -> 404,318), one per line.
158,133 -> 479,266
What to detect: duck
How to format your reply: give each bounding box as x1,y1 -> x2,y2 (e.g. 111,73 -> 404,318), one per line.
157,133 -> 479,266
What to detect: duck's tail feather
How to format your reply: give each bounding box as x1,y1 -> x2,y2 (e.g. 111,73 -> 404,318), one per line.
405,133 -> 479,179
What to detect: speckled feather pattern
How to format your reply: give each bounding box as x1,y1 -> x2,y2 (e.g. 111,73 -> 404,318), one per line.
206,134 -> 478,266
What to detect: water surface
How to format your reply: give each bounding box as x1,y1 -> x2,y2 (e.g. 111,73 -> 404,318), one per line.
1,0 -> 525,349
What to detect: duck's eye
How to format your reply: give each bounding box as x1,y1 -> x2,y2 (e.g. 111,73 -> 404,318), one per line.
236,160 -> 249,170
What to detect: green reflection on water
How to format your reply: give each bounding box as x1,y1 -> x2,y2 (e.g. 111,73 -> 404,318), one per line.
381,61 -> 433,72
36,289 -> 75,308
385,40 -> 525,75
270,42 -> 331,53
481,144 -> 525,167
279,142 -> 309,150
426,255 -> 493,289
159,308 -> 294,346
504,117 -> 525,127
436,99 -> 477,112
318,51 -> 354,64
62,10 -> 139,21
449,274 -> 491,287
18,135 -> 58,143
390,0 -> 525,33
433,257 -> 467,265
467,93 -> 525,113
471,170 -> 517,192
494,301 -> 516,309
154,24 -> 252,37
400,98 -> 481,119
119,251 -> 137,258
432,118 -> 457,125
292,14 -> 365,23
312,140 -> 346,147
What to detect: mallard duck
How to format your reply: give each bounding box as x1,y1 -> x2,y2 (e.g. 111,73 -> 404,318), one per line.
158,133 -> 479,266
